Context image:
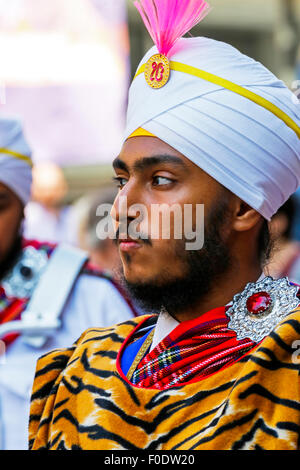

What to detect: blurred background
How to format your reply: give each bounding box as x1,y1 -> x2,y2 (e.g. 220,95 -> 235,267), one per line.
128,0 -> 300,83
0,0 -> 299,275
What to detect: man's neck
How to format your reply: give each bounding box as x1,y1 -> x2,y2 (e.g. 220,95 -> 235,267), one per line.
172,263 -> 262,323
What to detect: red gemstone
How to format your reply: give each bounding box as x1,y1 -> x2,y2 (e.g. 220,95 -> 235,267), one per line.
246,291 -> 272,315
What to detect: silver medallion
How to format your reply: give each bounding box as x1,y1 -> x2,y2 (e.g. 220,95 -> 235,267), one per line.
2,246 -> 48,299
226,276 -> 299,343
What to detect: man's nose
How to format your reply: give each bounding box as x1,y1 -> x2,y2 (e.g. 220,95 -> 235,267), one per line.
111,193 -> 127,223
111,182 -> 142,223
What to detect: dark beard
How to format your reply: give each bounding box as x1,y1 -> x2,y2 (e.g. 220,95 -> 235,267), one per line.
120,201 -> 233,316
0,235 -> 23,281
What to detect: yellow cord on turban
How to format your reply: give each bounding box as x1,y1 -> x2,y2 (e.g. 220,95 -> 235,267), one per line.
134,61 -> 300,140
128,128 -> 156,139
0,148 -> 32,167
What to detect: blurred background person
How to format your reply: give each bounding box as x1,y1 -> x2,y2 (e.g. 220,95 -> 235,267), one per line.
24,161 -> 80,246
77,187 -> 121,274
0,117 -> 138,450
266,197 -> 300,284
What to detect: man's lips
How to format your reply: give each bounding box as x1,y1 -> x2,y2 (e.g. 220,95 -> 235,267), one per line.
118,238 -> 143,252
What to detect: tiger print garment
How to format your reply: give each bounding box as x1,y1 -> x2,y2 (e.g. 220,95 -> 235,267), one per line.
29,310 -> 300,450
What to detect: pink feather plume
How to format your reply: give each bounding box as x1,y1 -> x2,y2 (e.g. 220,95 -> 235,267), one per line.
134,0 -> 211,57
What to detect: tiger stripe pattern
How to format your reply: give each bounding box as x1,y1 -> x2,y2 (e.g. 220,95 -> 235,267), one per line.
29,311 -> 300,450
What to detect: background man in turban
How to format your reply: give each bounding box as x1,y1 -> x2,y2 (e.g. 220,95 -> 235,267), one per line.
0,117 -> 137,450
29,0 -> 300,450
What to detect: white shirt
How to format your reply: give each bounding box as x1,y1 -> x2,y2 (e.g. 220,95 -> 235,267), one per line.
0,274 -> 134,450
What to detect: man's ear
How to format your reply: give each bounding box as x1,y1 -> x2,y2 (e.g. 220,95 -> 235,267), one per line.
232,200 -> 263,232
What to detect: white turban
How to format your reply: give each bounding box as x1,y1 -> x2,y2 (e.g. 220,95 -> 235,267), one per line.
125,37 -> 300,220
0,117 -> 32,206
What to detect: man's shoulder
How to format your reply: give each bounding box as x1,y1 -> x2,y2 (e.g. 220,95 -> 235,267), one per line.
252,307 -> 300,369
273,306 -> 300,340
35,315 -> 151,376
31,316 -> 150,405
74,317 -> 149,350
275,280 -> 300,340
29,315 -> 152,449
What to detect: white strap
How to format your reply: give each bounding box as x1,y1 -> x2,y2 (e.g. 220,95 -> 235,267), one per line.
21,244 -> 88,347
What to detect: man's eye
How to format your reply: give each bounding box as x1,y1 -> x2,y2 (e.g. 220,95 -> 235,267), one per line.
153,176 -> 173,186
113,177 -> 128,189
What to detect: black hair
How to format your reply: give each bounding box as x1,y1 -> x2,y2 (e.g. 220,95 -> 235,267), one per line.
272,197 -> 296,240
259,197 -> 296,267
258,219 -> 272,267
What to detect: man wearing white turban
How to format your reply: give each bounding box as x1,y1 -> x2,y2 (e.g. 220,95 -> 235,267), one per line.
29,1 -> 300,450
0,118 -> 32,207
0,117 -> 138,450
0,118 -> 32,272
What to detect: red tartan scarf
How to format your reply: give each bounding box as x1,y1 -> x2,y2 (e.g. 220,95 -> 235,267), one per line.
131,307 -> 257,389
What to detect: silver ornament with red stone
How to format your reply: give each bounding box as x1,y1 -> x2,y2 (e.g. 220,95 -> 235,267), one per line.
226,276 -> 299,343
